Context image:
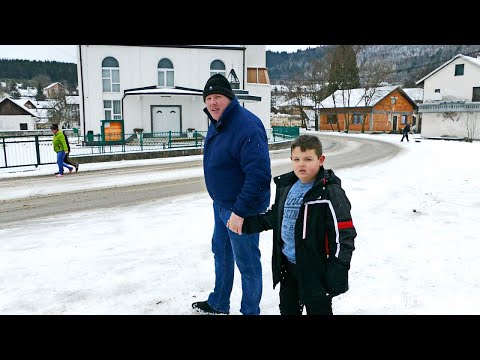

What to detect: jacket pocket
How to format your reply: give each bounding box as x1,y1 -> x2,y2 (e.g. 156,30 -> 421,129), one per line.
325,259 -> 349,297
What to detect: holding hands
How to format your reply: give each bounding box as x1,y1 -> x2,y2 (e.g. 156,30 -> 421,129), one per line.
227,212 -> 244,235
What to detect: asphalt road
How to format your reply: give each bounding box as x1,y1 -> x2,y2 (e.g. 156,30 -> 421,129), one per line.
0,134 -> 401,225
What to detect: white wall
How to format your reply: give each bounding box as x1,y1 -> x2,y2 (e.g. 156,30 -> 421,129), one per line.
244,84 -> 271,130
421,112 -> 480,139
78,45 -> 270,135
0,115 -> 35,131
423,57 -> 480,102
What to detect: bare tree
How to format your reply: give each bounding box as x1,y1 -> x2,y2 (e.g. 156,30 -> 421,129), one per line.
327,45 -> 361,133
285,80 -> 308,128
47,92 -> 79,128
358,60 -> 394,133
464,112 -> 479,142
306,58 -> 330,131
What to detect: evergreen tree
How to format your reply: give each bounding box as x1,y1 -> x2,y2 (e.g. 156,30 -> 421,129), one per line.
35,82 -> 46,101
327,45 -> 360,93
10,86 -> 21,99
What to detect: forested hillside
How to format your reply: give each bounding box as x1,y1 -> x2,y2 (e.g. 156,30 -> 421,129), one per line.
267,45 -> 480,86
0,59 -> 77,91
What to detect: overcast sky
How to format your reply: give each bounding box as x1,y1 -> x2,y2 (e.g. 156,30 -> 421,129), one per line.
0,45 -> 319,63
1,132 -> 479,314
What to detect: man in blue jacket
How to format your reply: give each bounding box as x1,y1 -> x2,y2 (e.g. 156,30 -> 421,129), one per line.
192,74 -> 271,315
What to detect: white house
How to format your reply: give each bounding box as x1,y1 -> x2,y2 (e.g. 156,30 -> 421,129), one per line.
416,54 -> 480,140
76,45 -> 271,138
0,96 -> 38,131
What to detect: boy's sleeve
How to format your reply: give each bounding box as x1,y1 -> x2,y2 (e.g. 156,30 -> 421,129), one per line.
325,184 -> 357,297
242,205 -> 275,234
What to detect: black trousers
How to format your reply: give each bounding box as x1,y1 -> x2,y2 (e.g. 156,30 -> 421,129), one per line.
279,258 -> 332,315
401,132 -> 409,141
64,153 -> 78,169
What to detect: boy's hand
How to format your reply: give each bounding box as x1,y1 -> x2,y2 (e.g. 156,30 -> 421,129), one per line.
227,212 -> 244,235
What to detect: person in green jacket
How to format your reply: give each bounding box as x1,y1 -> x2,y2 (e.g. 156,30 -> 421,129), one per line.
50,123 -> 75,177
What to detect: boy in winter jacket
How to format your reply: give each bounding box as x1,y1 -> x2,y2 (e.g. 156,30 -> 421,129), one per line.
239,134 -> 356,315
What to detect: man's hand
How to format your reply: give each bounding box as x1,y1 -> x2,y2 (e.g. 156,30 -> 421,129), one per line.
226,212 -> 244,235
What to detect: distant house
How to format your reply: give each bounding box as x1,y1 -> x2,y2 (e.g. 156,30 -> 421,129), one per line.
317,86 -> 417,133
44,82 -> 67,98
416,53 -> 480,140
0,96 -> 39,130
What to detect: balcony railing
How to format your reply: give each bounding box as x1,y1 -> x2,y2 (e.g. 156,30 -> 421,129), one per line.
418,102 -> 480,113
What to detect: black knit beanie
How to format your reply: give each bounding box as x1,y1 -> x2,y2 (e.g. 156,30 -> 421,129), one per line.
203,74 -> 234,102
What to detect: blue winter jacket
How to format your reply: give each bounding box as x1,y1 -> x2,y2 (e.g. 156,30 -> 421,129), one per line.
203,97 -> 271,218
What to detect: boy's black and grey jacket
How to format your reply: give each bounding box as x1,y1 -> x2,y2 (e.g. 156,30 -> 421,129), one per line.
242,167 -> 356,302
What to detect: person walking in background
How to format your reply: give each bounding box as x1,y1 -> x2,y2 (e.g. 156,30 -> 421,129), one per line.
192,74 -> 271,315
401,122 -> 411,142
50,123 -> 75,177
240,135 -> 356,315
56,131 -> 79,174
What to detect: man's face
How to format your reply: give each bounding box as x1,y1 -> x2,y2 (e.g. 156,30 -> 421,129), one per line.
205,94 -> 231,121
290,147 -> 325,183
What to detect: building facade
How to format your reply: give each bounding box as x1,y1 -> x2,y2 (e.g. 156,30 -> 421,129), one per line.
77,45 -> 271,137
416,54 -> 480,140
317,86 -> 417,133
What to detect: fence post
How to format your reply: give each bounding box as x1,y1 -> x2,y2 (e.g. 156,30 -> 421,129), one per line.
2,137 -> 7,167
168,131 -> 172,148
35,135 -> 41,167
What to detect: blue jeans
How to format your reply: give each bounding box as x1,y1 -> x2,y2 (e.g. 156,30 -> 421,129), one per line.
207,202 -> 263,315
56,151 -> 73,175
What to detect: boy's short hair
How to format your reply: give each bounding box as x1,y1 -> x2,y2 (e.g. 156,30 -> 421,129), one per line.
291,134 -> 323,157
50,123 -> 59,130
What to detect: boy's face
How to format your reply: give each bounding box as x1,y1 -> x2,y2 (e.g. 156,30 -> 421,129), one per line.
290,147 -> 325,183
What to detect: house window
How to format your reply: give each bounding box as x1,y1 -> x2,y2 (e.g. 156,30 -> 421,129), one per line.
454,64 -> 464,76
210,60 -> 226,77
435,89 -> 441,93
473,87 -> 480,102
102,57 -> 120,93
247,67 -> 270,84
352,114 -> 363,124
157,58 -> 174,87
20,123 -> 28,130
104,100 -> 122,120
402,115 -> 408,124
327,114 -> 337,124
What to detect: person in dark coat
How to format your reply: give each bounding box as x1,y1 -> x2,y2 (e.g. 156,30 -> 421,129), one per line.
192,74 -> 271,315
401,123 -> 411,142
240,134 -> 356,315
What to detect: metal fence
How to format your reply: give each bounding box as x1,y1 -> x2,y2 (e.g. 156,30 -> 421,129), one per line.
0,127 -> 299,169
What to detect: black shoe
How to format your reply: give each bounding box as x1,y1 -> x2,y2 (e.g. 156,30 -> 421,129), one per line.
54,172 -> 59,175
192,301 -> 228,315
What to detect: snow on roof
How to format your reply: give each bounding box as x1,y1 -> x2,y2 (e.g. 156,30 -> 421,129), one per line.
66,95 -> 79,105
402,88 -> 424,102
1,96 -> 39,117
319,85 -> 398,109
278,97 -> 316,107
44,82 -> 65,90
